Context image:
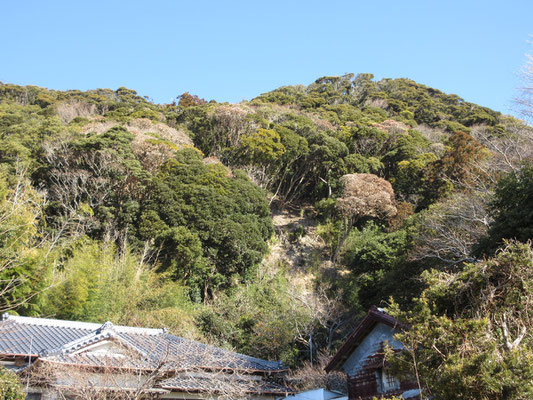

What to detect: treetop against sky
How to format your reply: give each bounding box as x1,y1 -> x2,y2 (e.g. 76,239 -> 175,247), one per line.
1,0 -> 532,116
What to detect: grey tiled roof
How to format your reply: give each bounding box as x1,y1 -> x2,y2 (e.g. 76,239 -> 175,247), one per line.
0,316 -> 94,356
160,373 -> 292,395
0,314 -> 286,373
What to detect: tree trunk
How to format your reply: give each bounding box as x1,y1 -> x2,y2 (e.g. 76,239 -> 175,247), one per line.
332,221 -> 353,265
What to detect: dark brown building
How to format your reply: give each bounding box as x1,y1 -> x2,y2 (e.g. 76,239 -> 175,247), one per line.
325,306 -> 420,400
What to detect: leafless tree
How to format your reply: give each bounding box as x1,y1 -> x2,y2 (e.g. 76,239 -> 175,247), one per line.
410,192 -> 489,265
56,100 -> 98,123
212,105 -> 257,158
40,135 -> 142,245
287,352 -> 346,394
516,52 -> 533,121
242,165 -> 277,191
470,123 -> 533,175
288,285 -> 347,355
411,121 -> 533,266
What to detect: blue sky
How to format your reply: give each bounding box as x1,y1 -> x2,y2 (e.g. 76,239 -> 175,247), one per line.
1,0 -> 532,115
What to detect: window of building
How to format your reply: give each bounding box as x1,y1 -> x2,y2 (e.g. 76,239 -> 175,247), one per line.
376,368 -> 400,393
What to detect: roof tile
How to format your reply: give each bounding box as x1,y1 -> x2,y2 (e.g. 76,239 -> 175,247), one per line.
0,315 -> 286,372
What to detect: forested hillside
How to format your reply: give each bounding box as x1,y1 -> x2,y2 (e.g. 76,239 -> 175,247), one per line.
0,73 -> 532,396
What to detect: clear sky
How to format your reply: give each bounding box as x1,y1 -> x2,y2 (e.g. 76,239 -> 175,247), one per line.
1,0 -> 532,115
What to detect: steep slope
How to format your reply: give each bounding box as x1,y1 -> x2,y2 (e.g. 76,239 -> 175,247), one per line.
0,75 -> 530,370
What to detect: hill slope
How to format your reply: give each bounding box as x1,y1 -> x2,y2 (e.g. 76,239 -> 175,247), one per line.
0,74 -> 531,371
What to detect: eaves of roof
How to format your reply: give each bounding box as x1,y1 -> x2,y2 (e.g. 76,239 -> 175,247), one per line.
160,375 -> 293,396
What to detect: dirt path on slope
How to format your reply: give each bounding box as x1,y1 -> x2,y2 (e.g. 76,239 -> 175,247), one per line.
263,207 -> 329,279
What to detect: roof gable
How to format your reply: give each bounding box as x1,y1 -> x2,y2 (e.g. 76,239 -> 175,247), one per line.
72,339 -> 135,357
342,322 -> 403,377
325,306 -> 407,373
45,321 -> 147,359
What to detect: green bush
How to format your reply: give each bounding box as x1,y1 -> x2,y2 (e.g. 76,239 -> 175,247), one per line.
0,367 -> 24,400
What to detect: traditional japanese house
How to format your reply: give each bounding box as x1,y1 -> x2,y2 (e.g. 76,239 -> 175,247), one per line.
0,314 -> 291,399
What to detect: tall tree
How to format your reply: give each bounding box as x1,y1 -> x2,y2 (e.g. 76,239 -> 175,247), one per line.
516,53 -> 533,121
0,170 -> 49,314
333,173 -> 397,264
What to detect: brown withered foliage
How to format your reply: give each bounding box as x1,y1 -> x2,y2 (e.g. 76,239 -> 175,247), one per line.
333,174 -> 397,263
388,201 -> 414,232
176,92 -> 207,108
287,352 -> 346,394
372,119 -> 410,135
337,173 -> 397,221
56,100 -> 98,123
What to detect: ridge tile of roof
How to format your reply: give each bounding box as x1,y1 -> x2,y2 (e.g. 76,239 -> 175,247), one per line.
1,314 -> 164,335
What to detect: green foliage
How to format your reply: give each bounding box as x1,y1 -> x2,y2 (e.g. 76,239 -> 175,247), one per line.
316,219 -> 343,257
172,105 -> 215,155
0,367 -> 24,400
155,226 -> 205,279
179,74 -> 510,208
235,128 -> 286,165
197,271 -> 314,365
0,172 -> 48,314
344,223 -> 408,273
254,74 -> 501,130
42,239 -> 197,333
393,152 -> 438,202
476,165 -> 533,255
388,241 -> 533,400
340,222 -> 415,309
0,83 -> 163,126
138,148 -> 273,296
344,154 -> 383,174
0,77 -> 525,377
0,102 -> 67,169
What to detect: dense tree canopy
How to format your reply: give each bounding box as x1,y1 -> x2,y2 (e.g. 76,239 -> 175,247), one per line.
138,148 -> 273,297
476,165 -> 533,254
388,241 -> 533,400
0,73 -> 531,386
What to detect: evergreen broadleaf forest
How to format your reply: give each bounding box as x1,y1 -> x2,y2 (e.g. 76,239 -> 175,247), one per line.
0,70 -> 532,398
